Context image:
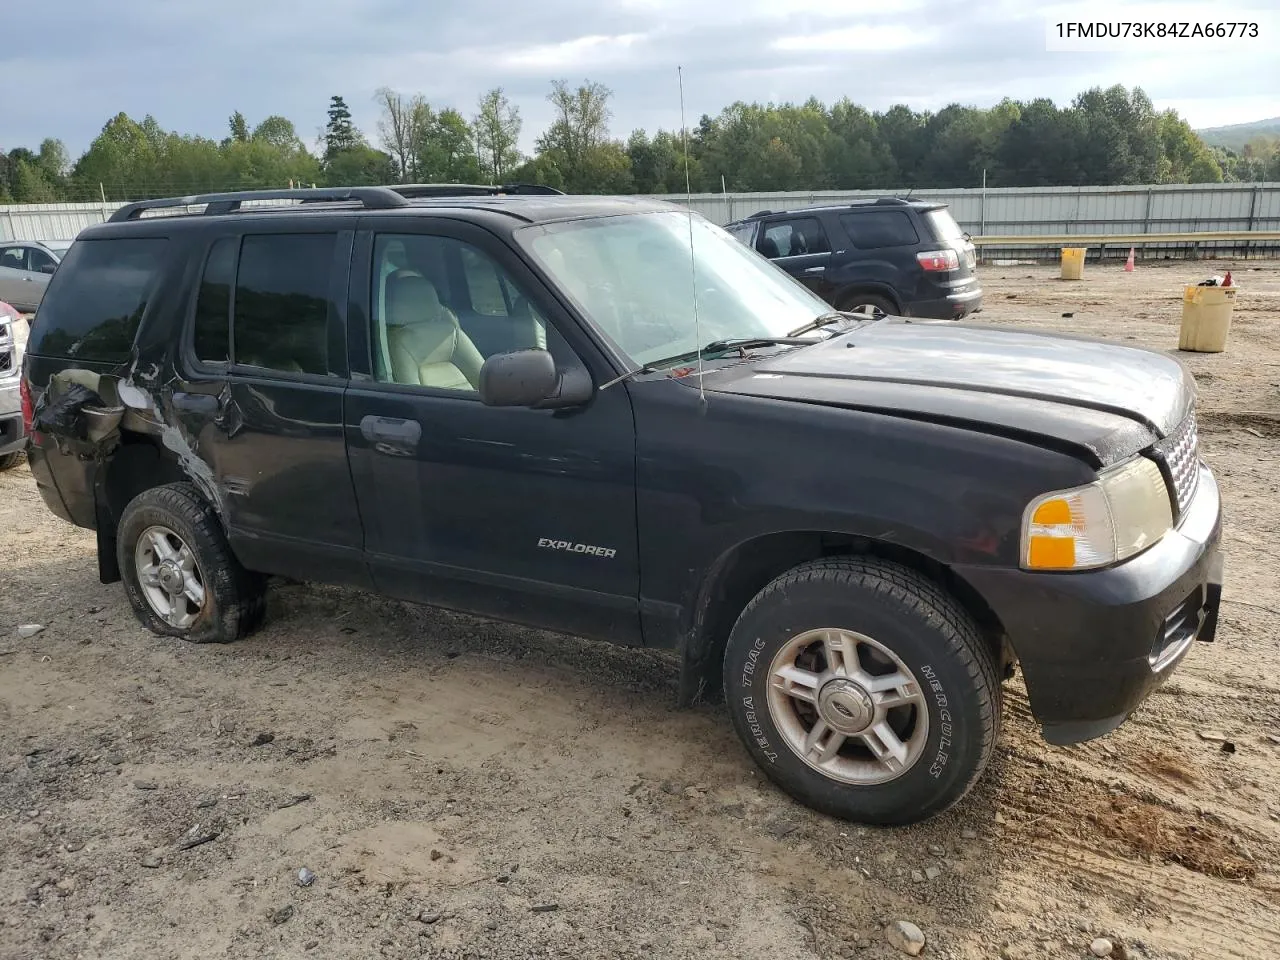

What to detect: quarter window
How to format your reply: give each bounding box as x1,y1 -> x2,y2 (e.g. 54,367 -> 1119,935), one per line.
25,238 -> 166,364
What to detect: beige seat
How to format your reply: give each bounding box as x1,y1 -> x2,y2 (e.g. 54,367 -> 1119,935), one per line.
384,274 -> 483,391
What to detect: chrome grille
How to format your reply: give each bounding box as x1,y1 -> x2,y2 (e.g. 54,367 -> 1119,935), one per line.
1153,411 -> 1200,517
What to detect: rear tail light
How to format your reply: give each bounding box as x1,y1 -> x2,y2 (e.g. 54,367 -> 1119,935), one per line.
20,376 -> 34,434
916,249 -> 960,272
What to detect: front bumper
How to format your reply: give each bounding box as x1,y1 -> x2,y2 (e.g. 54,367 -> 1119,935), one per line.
958,463 -> 1222,744
0,378 -> 25,455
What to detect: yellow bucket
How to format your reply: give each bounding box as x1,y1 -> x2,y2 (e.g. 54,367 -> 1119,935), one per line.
1179,285 -> 1236,353
1060,248 -> 1086,280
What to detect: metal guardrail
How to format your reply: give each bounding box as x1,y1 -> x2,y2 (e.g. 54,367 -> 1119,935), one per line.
972,230 -> 1280,246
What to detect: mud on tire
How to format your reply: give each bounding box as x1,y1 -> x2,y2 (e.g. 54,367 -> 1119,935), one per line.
722,557 -> 1000,825
117,482 -> 267,644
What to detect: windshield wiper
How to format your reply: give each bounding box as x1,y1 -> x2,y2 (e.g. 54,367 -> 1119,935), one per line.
788,312 -> 852,337
650,336 -> 819,370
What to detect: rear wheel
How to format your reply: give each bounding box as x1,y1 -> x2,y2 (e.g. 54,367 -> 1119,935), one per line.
840,293 -> 895,319
117,483 -> 266,644
723,557 -> 1000,824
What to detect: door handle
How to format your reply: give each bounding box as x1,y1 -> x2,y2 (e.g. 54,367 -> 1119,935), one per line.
172,391 -> 220,415
360,415 -> 421,451
803,266 -> 825,274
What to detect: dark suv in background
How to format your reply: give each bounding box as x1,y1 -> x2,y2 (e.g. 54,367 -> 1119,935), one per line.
724,198 -> 982,319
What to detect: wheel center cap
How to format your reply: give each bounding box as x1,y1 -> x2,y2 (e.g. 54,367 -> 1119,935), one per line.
158,561 -> 183,594
817,679 -> 874,734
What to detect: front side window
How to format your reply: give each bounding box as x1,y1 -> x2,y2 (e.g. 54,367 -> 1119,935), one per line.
760,217 -> 831,258
516,211 -> 833,368
371,234 -> 559,393
28,248 -> 57,274
27,238 -> 167,363
233,234 -> 338,376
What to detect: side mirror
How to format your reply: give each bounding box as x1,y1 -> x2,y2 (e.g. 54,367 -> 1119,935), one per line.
40,264 -> 57,274
478,350 -> 593,409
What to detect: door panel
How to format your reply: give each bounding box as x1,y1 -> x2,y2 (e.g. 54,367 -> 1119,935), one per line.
345,219 -> 641,644
174,225 -> 370,587
0,246 -> 31,307
757,217 -> 835,299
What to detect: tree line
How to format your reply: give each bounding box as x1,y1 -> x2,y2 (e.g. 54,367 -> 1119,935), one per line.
2,81 -> 1276,205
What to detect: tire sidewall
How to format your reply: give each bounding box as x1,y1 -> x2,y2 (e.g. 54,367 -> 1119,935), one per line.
118,496 -> 221,642
725,574 -> 990,823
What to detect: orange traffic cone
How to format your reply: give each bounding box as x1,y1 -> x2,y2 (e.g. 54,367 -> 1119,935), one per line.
1124,247 -> 1135,272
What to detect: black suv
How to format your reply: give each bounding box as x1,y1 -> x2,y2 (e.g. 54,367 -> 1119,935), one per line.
724,198 -> 982,319
21,187 -> 1221,825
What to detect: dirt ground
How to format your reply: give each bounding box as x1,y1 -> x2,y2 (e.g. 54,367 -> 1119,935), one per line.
2,258 -> 1279,960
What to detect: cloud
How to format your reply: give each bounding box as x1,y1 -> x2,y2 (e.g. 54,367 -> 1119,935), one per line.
2,0 -> 1275,159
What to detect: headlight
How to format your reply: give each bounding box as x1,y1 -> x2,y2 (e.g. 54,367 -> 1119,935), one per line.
1022,457 -> 1173,570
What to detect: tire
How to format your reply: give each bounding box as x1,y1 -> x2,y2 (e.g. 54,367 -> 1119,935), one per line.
723,557 -> 1000,825
0,451 -> 22,471
839,293 -> 895,319
117,482 -> 267,644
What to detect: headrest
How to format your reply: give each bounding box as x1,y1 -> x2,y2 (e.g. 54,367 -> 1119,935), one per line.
386,273 -> 444,327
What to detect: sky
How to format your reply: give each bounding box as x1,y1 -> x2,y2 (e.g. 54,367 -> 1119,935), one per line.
4,0 -> 1278,159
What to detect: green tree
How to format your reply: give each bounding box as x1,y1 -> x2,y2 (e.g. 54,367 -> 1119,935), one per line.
474,87 -> 523,182
325,95 -> 360,159
13,160 -> 59,202
252,116 -> 304,153
228,111 -> 250,143
416,108 -> 481,182
323,145 -> 395,186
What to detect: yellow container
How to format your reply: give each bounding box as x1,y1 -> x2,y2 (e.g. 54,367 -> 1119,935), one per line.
1179,285 -> 1236,352
1060,247 -> 1086,280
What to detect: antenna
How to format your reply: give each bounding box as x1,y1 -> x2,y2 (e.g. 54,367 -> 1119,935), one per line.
678,65 -> 706,405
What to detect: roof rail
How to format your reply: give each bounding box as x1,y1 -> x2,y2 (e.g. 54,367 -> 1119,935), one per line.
746,209 -> 774,219
107,187 -> 410,223
872,197 -> 913,206
389,182 -> 565,199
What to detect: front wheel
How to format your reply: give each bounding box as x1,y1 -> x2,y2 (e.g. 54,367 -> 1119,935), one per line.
0,451 -> 22,471
840,293 -> 895,319
723,557 -> 1000,825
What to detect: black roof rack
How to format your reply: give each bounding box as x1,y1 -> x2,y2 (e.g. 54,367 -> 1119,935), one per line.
389,182 -> 565,199
746,209 -> 774,219
107,187 -> 410,222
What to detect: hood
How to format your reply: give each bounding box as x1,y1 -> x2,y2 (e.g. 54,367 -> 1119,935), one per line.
703,319 -> 1196,467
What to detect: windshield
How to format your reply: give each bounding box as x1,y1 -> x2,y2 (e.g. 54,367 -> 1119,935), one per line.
516,211 -> 833,367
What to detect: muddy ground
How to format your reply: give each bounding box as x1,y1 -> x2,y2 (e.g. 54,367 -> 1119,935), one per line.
2,258 -> 1279,960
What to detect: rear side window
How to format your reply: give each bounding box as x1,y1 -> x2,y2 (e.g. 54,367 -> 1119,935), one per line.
192,237 -> 237,364
923,208 -> 965,241
839,211 -> 920,249
233,234 -> 338,377
28,238 -> 167,363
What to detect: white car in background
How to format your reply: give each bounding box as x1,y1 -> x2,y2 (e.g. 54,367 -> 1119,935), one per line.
0,239 -> 73,312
